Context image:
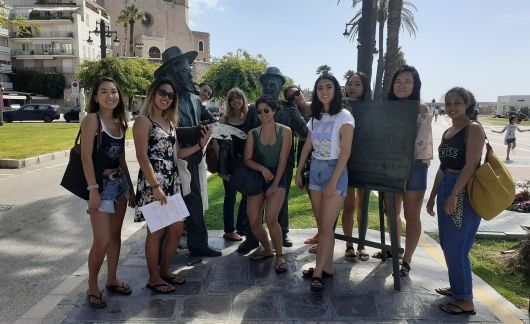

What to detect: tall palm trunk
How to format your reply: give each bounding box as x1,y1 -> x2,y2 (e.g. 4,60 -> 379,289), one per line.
129,20 -> 135,57
122,23 -> 127,56
357,0 -> 376,81
373,15 -> 385,100
382,0 -> 403,93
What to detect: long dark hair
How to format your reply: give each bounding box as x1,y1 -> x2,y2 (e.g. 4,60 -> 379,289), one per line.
345,71 -> 371,100
310,74 -> 343,119
87,76 -> 127,130
388,65 -> 422,101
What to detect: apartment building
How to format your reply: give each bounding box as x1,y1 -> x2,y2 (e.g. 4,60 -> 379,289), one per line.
7,0 -> 110,85
0,0 -> 12,90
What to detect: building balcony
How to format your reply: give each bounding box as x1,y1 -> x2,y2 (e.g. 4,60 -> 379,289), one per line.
0,63 -> 12,72
1,81 -> 13,90
0,45 -> 10,54
12,49 -> 74,58
14,66 -> 59,73
11,31 -> 74,39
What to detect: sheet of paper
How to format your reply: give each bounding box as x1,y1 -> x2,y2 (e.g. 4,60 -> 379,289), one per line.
139,193 -> 189,233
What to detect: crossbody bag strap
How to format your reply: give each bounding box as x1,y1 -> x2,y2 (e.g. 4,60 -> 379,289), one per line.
465,121 -> 490,164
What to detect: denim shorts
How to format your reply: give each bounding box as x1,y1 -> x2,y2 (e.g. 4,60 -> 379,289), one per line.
88,169 -> 130,214
308,159 -> 348,196
261,166 -> 287,192
406,160 -> 429,191
505,138 -> 515,145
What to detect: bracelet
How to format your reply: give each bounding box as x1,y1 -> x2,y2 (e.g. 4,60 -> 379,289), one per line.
150,183 -> 161,190
87,184 -> 99,191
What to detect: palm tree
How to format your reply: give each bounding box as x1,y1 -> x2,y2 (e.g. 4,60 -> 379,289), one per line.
340,0 -> 417,98
316,65 -> 332,76
118,4 -> 144,57
344,69 -> 355,81
116,11 -> 129,56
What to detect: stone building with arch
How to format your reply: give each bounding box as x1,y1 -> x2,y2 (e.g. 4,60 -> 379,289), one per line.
100,0 -> 210,78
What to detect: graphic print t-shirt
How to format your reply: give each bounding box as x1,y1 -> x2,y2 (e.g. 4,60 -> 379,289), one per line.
308,109 -> 354,160
505,124 -> 517,140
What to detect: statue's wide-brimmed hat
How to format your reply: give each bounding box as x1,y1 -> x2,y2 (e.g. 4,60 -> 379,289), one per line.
259,66 -> 286,84
154,46 -> 198,79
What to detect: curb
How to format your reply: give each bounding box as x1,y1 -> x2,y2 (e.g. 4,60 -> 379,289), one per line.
0,139 -> 135,169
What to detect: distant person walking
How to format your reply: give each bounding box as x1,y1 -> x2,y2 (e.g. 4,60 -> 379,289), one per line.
81,77 -> 136,308
296,74 -> 354,292
491,115 -> 529,161
426,87 -> 485,316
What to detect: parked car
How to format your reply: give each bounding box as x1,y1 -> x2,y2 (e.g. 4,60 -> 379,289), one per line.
508,112 -> 529,122
3,104 -> 60,123
64,105 -> 81,122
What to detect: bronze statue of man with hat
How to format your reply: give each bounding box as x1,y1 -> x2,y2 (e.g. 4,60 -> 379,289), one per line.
154,46 -> 221,257
238,67 -> 308,254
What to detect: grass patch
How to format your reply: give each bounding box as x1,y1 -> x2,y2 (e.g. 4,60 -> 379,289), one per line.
478,116 -> 530,127
0,123 -> 133,159
427,233 -> 529,311
204,172 -> 405,234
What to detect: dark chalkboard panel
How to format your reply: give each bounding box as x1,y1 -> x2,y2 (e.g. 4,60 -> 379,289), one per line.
347,100 -> 418,192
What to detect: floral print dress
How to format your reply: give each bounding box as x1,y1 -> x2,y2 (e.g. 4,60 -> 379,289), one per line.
134,120 -> 180,222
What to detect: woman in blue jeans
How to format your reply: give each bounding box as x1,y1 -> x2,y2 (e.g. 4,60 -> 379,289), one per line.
426,87 -> 485,315
219,88 -> 250,241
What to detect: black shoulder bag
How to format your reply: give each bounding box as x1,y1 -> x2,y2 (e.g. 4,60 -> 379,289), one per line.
229,129 -> 264,195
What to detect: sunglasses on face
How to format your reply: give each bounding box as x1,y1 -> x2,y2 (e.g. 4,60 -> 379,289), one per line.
156,88 -> 175,100
229,96 -> 242,101
257,108 -> 271,115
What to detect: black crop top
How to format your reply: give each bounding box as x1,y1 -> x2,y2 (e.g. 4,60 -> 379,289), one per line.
439,126 -> 466,171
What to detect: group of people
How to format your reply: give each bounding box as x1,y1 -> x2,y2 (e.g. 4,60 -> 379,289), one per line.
79,46 -> 486,316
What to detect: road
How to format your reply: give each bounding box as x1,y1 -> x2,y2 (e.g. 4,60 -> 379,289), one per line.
0,146 -> 141,324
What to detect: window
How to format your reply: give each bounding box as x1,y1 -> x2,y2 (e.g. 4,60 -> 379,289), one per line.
198,41 -> 204,52
148,46 -> 161,59
142,12 -> 153,27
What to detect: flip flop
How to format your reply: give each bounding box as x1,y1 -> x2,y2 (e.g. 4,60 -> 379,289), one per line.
304,236 -> 318,245
308,244 -> 318,254
400,261 -> 411,277
439,302 -> 476,315
345,246 -> 356,262
106,282 -> 132,295
310,277 -> 324,292
162,275 -> 186,285
87,291 -> 107,309
435,287 -> 453,296
223,232 -> 243,241
357,248 -> 370,261
146,283 -> 175,294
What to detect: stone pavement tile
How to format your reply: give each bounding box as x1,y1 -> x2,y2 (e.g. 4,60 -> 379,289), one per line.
231,294 -> 282,321
280,293 -> 332,321
327,292 -> 377,320
371,291 -> 423,320
177,294 -> 233,320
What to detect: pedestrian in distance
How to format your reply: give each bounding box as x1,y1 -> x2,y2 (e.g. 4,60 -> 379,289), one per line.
219,87 -> 250,242
341,71 -> 371,262
133,79 -> 211,294
245,95 -> 292,274
81,77 -> 136,308
491,115 -> 529,161
296,74 -> 354,292
426,87 -> 485,316
374,65 -> 433,278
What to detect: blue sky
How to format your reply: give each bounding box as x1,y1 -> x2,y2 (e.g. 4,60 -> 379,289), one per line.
188,0 -> 530,102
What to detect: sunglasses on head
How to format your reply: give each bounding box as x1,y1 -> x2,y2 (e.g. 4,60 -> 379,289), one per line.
287,89 -> 302,101
156,88 -> 175,100
257,108 -> 271,115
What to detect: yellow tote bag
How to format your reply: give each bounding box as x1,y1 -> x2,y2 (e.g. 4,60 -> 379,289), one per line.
466,143 -> 515,220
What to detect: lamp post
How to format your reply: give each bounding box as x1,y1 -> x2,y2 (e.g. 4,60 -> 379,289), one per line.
0,84 -> 4,126
87,19 -> 119,59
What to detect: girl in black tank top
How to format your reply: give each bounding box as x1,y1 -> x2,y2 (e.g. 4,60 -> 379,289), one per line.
425,87 -> 485,315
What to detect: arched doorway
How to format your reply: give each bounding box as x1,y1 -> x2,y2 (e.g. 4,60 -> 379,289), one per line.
149,47 -> 161,59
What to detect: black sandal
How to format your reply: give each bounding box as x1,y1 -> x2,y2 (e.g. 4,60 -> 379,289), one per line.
310,277 -> 324,292
302,267 -> 333,279
400,261 -> 411,277
87,291 -> 107,309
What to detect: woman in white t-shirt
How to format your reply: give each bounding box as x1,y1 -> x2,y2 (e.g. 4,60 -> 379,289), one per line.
296,74 -> 354,292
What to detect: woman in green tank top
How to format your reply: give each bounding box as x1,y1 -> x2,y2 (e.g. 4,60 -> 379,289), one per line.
244,95 -> 292,274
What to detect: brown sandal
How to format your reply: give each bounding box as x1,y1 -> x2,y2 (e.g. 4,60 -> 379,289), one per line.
345,246 -> 356,262
87,291 -> 107,309
223,232 -> 243,241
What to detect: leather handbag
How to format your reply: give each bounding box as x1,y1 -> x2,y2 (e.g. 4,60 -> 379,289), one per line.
205,138 -> 220,173
467,141 -> 515,220
60,114 -> 104,200
230,130 -> 264,195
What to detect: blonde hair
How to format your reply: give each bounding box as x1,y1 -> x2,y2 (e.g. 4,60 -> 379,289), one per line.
224,87 -> 248,124
140,79 -> 179,124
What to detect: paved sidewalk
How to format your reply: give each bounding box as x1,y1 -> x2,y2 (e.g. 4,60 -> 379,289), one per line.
16,229 -> 528,323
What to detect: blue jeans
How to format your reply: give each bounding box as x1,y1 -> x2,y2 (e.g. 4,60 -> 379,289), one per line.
223,179 -> 249,234
437,172 -> 481,301
308,159 -> 348,196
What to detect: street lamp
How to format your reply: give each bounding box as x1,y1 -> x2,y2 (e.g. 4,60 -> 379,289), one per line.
343,22 -> 356,37
134,42 -> 144,57
86,19 -> 119,59
0,84 -> 4,126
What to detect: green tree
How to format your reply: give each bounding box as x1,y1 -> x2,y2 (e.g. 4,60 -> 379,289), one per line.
11,71 -> 65,99
200,50 -> 268,102
316,65 -> 332,76
344,69 -> 355,81
118,4 -> 144,57
77,57 -> 159,107
10,15 -> 40,37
